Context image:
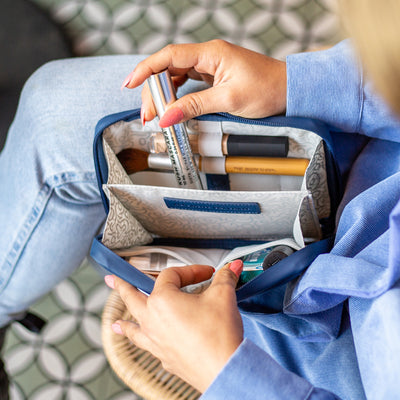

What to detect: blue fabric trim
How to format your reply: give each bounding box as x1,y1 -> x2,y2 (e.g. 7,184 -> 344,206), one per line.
93,109 -> 141,213
164,197 -> 261,214
90,235 -> 155,295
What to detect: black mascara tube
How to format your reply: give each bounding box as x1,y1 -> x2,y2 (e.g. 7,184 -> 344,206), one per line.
224,135 -> 288,157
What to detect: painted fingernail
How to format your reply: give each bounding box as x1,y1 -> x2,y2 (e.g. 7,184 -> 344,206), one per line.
159,107 -> 184,128
140,105 -> 146,126
121,71 -> 134,90
112,323 -> 123,335
104,275 -> 115,289
229,259 -> 243,278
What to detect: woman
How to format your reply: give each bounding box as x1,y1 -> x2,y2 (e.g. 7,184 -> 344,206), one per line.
1,0 -> 400,398
108,1 -> 400,398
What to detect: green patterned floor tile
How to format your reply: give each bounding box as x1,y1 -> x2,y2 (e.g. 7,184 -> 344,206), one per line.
4,261 -> 140,400
30,0 -> 340,57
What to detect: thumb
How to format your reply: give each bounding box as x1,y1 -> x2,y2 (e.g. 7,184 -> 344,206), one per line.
154,264 -> 215,293
159,85 -> 228,128
210,259 -> 243,290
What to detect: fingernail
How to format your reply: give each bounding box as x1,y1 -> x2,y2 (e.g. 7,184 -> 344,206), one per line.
140,105 -> 146,126
112,323 -> 123,335
159,107 -> 184,128
229,259 -> 243,278
104,275 -> 115,289
121,71 -> 134,90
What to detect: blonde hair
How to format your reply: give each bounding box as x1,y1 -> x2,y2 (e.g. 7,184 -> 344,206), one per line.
340,0 -> 400,115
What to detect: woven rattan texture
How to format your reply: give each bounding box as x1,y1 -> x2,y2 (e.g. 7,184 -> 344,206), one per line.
102,290 -> 201,400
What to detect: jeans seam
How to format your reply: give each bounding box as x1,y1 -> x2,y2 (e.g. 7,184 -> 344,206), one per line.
0,171 -> 98,293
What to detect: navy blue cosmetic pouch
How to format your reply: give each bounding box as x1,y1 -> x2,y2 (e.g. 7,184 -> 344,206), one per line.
90,109 -> 365,305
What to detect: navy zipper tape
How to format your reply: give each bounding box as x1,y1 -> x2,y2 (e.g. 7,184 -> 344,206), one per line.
151,237 -> 267,249
90,235 -> 155,295
93,109 -> 141,213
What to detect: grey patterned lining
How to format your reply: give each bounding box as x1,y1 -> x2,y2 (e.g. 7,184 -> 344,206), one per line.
102,140 -> 152,249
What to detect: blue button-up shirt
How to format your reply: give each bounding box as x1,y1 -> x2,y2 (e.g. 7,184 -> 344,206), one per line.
202,41 -> 400,400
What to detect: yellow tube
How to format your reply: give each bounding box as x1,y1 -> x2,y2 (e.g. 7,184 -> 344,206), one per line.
224,156 -> 309,176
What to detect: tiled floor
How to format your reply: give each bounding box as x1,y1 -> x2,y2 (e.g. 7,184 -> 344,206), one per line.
4,261 -> 139,400
34,0 -> 340,58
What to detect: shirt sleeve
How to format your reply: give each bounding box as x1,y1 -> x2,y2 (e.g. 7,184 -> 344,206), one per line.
286,40 -> 400,142
201,41 -> 400,400
200,339 -> 340,400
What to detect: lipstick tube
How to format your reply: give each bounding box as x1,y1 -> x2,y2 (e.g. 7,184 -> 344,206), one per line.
147,71 -> 203,190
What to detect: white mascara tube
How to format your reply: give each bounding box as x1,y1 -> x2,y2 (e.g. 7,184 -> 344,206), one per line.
147,70 -> 203,190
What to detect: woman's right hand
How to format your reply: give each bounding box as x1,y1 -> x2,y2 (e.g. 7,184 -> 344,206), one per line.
122,40 -> 287,127
106,260 -> 245,393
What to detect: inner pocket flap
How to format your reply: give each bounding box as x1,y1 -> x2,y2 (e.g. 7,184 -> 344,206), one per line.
106,184 -> 311,240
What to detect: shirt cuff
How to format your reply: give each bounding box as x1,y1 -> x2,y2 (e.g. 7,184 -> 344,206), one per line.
200,338 -> 314,400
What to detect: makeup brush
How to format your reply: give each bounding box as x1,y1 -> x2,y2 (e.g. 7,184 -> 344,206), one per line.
117,148 -> 150,173
117,148 -> 309,176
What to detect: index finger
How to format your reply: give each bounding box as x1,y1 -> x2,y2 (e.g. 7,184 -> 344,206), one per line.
127,42 -> 219,89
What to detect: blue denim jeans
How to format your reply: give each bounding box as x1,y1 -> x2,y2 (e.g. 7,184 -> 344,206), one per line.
0,55 -> 206,328
0,56 -> 143,326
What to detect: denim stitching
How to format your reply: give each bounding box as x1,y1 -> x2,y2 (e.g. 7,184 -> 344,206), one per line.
0,171 -> 97,293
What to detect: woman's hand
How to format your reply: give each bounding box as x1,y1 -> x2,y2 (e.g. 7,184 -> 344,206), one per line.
104,259 -> 244,393
122,40 -> 286,127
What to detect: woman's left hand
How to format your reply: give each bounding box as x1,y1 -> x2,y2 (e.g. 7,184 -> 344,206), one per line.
104,260 -> 244,393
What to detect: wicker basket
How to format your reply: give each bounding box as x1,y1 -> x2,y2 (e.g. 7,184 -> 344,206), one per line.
102,290 -> 201,400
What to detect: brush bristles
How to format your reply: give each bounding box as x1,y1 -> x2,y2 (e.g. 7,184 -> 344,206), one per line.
117,148 -> 149,174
